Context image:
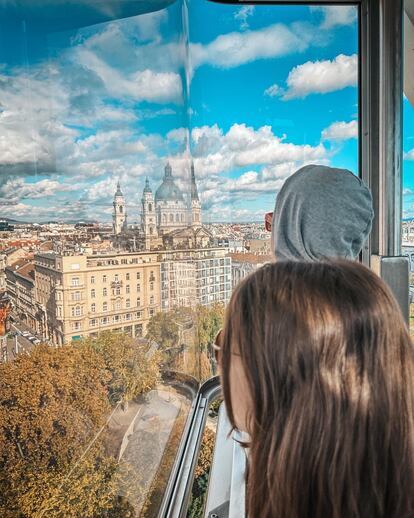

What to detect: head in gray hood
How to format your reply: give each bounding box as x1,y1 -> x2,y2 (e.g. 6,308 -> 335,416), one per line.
271,165 -> 374,261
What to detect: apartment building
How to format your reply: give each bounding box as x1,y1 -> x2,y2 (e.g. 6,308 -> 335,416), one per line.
230,253 -> 272,289
34,251 -> 161,345
5,259 -> 39,333
160,247 -> 232,311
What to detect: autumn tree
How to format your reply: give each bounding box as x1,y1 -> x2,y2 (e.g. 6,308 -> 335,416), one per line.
146,311 -> 179,350
194,303 -> 225,352
0,344 -> 114,516
79,331 -> 161,406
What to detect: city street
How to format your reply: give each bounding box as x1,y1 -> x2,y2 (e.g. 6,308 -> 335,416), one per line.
118,388 -> 190,515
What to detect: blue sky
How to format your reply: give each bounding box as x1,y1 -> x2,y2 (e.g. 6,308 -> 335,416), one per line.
0,0 -> 411,222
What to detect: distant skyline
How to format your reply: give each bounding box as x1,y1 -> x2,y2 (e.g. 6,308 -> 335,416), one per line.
0,0 -> 412,222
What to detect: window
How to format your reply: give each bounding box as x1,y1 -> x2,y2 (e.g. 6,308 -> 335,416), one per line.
0,1 -> 361,516
71,306 -> 82,317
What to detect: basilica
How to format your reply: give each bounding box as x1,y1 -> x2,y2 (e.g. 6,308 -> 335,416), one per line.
112,162 -> 202,243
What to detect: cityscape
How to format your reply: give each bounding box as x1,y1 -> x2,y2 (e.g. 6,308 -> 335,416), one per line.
0,1 -> 413,517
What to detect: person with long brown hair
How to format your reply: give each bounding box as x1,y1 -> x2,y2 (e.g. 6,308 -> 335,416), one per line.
217,260 -> 414,518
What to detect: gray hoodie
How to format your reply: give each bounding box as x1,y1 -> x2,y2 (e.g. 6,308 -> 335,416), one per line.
271,165 -> 374,261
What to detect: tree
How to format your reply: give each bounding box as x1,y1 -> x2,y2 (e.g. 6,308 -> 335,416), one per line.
146,311 -> 179,350
79,332 -> 161,406
195,303 -> 225,353
0,333 -> 160,517
0,344 -> 114,517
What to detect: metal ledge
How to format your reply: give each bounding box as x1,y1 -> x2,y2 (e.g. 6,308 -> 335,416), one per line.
158,376 -> 221,518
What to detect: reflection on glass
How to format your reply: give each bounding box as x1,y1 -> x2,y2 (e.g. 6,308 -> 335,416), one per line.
0,0 -> 359,515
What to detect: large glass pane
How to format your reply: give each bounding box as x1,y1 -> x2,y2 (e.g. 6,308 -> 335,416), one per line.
186,1 -> 359,515
404,0 -> 414,339
0,1 -> 360,516
0,2 -> 196,517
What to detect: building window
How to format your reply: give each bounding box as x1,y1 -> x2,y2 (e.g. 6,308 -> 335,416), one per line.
73,321 -> 81,331
176,213 -> 179,222
125,313 -> 131,321
137,297 -> 141,307
114,315 -> 120,323
149,308 -> 155,317
57,307 -> 62,317
115,300 -> 121,310
91,289 -> 95,298
101,317 -> 108,325
181,213 -> 184,222
115,287 -> 121,296
91,276 -> 95,284
90,319 -> 97,327
71,277 -> 80,286
91,303 -> 96,313
126,273 -> 130,281
103,302 -> 108,312
103,287 -> 107,296
136,272 -> 141,280
163,214 -> 167,223
150,296 -> 154,305
150,282 -> 154,291
115,274 -> 119,282
103,275 -> 107,283
137,283 -> 141,292
126,285 -> 130,294
126,299 -> 130,308
169,214 -> 173,222
72,306 -> 82,317
149,203 -> 152,212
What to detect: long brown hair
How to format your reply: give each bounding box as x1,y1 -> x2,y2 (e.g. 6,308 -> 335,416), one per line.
220,260 -> 414,518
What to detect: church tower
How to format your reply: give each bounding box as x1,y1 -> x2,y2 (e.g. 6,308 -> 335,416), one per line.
190,162 -> 202,227
112,181 -> 127,235
141,178 -> 158,247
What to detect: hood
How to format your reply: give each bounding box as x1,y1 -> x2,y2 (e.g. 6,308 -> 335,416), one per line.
271,165 -> 374,261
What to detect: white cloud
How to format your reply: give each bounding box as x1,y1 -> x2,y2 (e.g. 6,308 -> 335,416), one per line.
322,120 -> 358,141
76,49 -> 182,103
133,10 -> 168,42
264,84 -> 283,97
282,54 -> 358,100
191,123 -> 326,176
0,178 -> 77,203
234,6 -> 255,30
311,6 -> 358,29
190,23 -> 311,69
405,149 -> 414,160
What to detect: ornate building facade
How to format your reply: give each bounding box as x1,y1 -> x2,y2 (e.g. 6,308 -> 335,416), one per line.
112,163 -> 202,242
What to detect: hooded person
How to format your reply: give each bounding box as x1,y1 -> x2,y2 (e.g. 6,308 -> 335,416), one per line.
271,164 -> 374,261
